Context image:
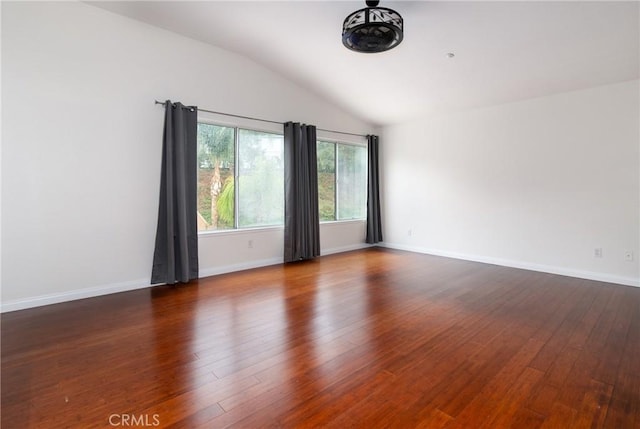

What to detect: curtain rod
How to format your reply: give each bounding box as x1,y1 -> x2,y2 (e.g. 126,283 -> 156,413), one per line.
154,100 -> 367,138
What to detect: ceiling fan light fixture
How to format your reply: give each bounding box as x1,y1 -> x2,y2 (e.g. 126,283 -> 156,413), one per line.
342,0 -> 403,53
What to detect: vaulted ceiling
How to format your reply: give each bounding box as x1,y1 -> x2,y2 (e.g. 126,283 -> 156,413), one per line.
89,1 -> 639,126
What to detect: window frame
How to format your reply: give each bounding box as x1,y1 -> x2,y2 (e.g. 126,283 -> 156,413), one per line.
235,127 -> 285,229
197,118 -> 286,235
196,117 -> 367,237
316,137 -> 368,224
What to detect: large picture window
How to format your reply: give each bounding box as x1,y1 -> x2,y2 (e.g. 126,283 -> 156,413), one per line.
197,122 -> 365,232
317,141 -> 367,222
197,123 -> 283,232
237,129 -> 284,228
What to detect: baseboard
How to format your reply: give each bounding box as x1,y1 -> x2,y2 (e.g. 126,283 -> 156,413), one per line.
1,244 -> 374,313
1,278 -> 151,313
1,258 -> 285,313
322,242 -> 374,256
198,257 -> 284,278
382,242 -> 640,288
198,243 -> 373,277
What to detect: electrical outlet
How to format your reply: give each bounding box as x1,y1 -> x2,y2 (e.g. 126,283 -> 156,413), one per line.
624,251 -> 634,262
248,240 -> 253,249
594,248 -> 603,258
408,229 -> 412,237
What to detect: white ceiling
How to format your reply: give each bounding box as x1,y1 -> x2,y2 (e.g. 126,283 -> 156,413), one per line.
89,1 -> 639,126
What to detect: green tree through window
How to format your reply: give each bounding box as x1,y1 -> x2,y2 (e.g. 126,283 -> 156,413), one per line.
197,123 -> 234,231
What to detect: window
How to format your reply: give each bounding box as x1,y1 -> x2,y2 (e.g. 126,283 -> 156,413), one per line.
197,123 -> 235,231
237,129 -> 284,228
317,141 -> 367,221
197,122 -> 366,232
317,141 -> 336,221
197,123 -> 283,232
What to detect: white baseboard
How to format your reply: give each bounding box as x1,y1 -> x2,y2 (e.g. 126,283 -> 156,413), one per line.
1,278 -> 151,313
382,242 -> 640,288
1,244 -> 374,313
322,242 -> 374,256
198,257 -> 284,278
198,243 -> 372,278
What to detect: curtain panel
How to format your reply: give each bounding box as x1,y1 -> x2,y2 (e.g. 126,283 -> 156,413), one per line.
283,122 -> 320,262
366,135 -> 383,244
151,100 -> 199,284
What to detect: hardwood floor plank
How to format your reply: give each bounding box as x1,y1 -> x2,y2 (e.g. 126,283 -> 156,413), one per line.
414,408 -> 455,429
435,334 -> 529,416
591,290 -> 636,385
539,403 -> 578,429
2,248 -> 639,428
445,338 -> 545,427
529,282 -> 598,372
526,382 -> 561,417
137,374 -> 260,427
571,379 -> 613,429
475,366 -> 545,429
508,408 -> 546,429
543,345 -> 582,388
273,369 -> 397,429
603,374 -> 640,429
216,338 -> 358,412
554,349 -> 601,411
565,285 -> 612,351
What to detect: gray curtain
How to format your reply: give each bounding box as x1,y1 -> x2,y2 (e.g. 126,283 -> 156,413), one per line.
366,135 -> 383,244
151,100 -> 199,284
283,122 -> 320,262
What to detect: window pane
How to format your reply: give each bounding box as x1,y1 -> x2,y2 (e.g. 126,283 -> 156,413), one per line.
197,123 -> 235,231
317,141 -> 336,221
337,144 -> 367,220
237,129 -> 284,228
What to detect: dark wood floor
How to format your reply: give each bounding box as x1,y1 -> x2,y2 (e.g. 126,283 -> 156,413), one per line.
2,248 -> 639,428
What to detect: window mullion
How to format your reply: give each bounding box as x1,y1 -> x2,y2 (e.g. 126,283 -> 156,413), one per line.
334,143 -> 339,221
234,127 -> 239,229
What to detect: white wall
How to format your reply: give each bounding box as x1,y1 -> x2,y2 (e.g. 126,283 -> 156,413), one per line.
1,2 -> 373,311
382,80 -> 640,287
